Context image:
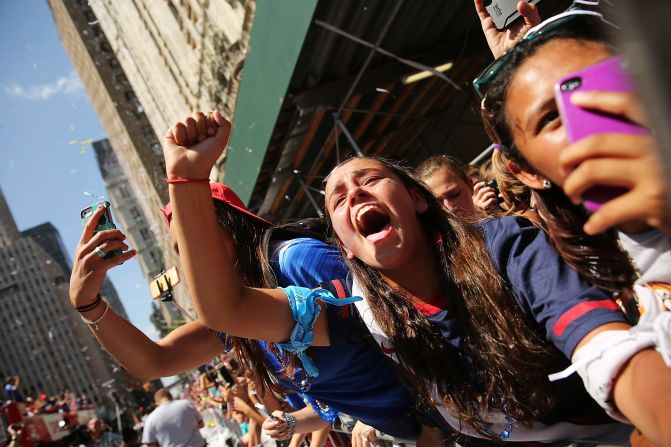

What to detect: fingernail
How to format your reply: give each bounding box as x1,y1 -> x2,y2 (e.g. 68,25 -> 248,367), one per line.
570,92 -> 588,103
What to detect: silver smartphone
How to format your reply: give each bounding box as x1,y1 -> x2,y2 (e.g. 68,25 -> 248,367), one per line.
253,403 -> 276,419
485,0 -> 542,30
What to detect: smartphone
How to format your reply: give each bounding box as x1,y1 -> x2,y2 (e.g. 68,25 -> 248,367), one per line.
555,55 -> 647,212
485,0 -> 541,30
80,201 -> 122,258
253,403 -> 276,419
216,364 -> 236,386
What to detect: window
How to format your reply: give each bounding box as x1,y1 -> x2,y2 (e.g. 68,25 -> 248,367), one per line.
141,125 -> 155,139
108,58 -> 120,69
99,41 -> 112,53
124,90 -> 137,102
130,207 -> 142,220
139,228 -> 153,242
91,24 -> 103,38
115,74 -> 129,86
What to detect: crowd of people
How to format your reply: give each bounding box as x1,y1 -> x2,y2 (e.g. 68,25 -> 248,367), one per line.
3,375 -> 94,417
64,1 -> 671,446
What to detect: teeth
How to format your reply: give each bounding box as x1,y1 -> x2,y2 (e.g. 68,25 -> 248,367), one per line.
355,204 -> 379,224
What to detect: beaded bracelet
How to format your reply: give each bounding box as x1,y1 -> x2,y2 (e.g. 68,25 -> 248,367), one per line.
73,294 -> 101,312
283,412 -> 297,437
81,301 -> 110,330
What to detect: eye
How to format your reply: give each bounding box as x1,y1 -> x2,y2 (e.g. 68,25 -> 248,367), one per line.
362,176 -> 381,185
536,110 -> 560,134
446,190 -> 461,200
333,195 -> 345,208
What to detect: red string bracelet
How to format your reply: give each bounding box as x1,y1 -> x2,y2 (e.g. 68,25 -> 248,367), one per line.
166,177 -> 210,184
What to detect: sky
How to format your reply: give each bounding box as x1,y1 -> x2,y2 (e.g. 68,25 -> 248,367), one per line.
0,1 -> 158,341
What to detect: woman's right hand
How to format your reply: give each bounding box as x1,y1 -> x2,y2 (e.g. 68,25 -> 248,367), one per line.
262,411 -> 292,441
162,110 -> 231,180
69,204 -> 136,308
474,0 -> 541,59
473,181 -> 499,211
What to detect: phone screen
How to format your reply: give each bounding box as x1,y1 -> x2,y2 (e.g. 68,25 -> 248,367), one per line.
80,201 -> 122,258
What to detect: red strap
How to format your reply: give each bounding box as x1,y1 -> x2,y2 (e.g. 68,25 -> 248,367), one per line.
331,280 -> 350,319
166,177 -> 210,184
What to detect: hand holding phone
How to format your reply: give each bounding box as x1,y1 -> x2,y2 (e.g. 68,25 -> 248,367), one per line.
484,0 -> 542,31
253,403 -> 277,420
80,201 -> 122,258
555,55 -> 648,212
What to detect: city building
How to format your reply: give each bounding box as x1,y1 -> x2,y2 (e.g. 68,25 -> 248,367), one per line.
84,0 -> 254,177
22,222 -> 128,320
92,139 -> 182,325
48,0 -> 193,321
0,187 -> 135,407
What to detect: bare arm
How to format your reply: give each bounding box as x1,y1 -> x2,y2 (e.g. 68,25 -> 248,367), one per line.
70,206 -> 223,380
162,111 -> 329,344
576,322 -> 671,446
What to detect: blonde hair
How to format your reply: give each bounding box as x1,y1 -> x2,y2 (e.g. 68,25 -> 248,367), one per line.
492,150 -> 534,218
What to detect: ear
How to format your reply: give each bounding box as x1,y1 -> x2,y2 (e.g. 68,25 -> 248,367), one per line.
506,159 -> 546,190
410,187 -> 429,214
337,238 -> 356,260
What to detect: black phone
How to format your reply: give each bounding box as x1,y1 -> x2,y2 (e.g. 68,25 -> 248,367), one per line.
484,0 -> 542,30
80,201 -> 122,259
216,364 -> 236,386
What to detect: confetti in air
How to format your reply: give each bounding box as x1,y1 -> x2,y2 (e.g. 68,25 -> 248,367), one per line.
69,138 -> 94,154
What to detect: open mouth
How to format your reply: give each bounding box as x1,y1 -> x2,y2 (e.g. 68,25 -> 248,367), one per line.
356,205 -> 392,239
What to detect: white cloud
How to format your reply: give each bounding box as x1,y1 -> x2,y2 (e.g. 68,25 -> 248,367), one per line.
4,71 -> 84,101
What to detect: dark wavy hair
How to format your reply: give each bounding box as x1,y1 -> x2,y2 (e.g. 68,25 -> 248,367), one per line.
479,17 -> 636,294
210,201 -> 301,395
324,156 -> 562,436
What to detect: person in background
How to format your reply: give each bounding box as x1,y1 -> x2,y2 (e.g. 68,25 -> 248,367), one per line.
85,418 -> 124,447
4,376 -> 24,403
141,388 -> 205,447
416,154 -> 497,217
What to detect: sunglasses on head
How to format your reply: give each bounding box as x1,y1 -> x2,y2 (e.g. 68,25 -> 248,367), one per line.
473,7 -> 617,100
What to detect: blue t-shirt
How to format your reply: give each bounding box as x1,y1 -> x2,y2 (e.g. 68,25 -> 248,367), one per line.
269,237 -> 420,437
319,217 -> 628,429
271,238 -> 350,287
406,217 -> 627,425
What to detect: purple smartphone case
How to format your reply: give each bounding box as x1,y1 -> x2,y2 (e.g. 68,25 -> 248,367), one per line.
555,55 -> 646,211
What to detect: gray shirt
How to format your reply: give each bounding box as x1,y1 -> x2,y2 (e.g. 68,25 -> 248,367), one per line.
141,400 -> 204,447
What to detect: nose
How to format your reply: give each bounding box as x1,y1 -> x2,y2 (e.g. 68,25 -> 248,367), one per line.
348,185 -> 368,207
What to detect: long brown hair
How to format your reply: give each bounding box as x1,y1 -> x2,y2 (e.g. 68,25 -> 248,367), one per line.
211,202 -> 301,394
325,156 -> 561,436
479,19 -> 636,293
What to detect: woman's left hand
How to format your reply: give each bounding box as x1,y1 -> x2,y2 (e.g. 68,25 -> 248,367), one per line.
559,91 -> 670,235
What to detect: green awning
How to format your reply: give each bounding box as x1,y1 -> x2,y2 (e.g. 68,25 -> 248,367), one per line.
223,0 -> 318,205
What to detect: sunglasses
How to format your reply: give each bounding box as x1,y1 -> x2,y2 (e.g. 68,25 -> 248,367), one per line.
473,7 -> 616,100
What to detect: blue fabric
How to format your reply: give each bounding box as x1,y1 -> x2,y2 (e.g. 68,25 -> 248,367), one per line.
479,217 -> 628,358
273,238 -> 349,287
417,217 -> 626,424
278,286 -> 361,377
270,239 -> 421,436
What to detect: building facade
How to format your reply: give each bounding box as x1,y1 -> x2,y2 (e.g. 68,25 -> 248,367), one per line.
0,188 -> 135,407
92,139 -> 182,324
48,0 -> 194,321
